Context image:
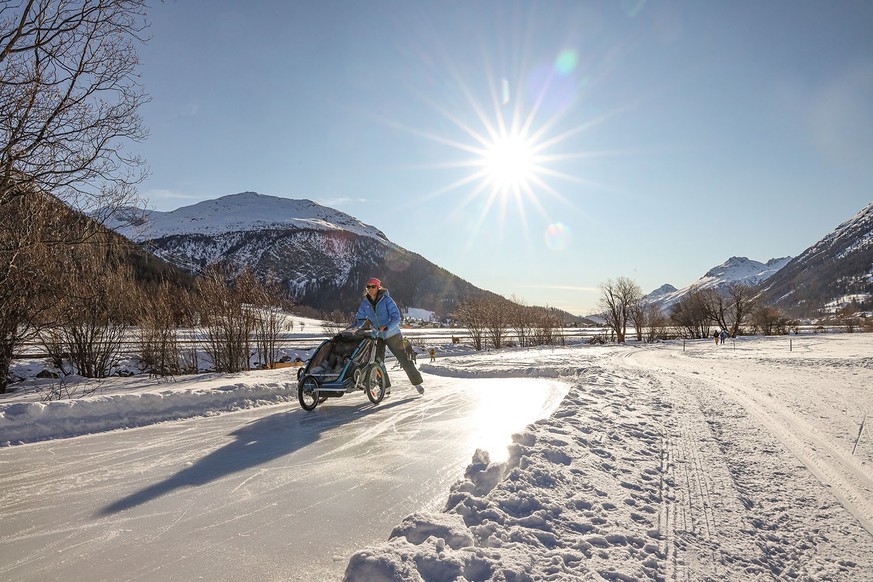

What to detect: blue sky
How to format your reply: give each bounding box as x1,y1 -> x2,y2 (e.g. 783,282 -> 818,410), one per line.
135,0 -> 873,315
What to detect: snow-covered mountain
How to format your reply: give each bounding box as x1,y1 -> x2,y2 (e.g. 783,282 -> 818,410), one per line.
109,192 -> 391,244
642,202 -> 873,317
106,192 -> 494,317
644,283 -> 678,302
758,202 -> 873,315
644,256 -> 792,311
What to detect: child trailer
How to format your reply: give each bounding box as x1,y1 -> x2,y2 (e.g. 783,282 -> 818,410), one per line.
296,327 -> 389,411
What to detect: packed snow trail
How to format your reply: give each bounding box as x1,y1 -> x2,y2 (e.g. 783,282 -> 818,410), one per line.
625,344 -> 873,535
0,375 -> 568,582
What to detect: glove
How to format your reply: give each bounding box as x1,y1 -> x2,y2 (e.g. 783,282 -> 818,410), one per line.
365,330 -> 378,339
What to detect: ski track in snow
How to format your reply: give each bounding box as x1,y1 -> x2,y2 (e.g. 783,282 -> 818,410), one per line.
623,345 -> 873,580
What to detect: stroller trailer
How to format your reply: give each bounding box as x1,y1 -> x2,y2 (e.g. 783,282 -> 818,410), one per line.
296,328 -> 389,411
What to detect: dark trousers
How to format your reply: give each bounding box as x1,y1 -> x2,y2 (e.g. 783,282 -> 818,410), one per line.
376,334 -> 423,385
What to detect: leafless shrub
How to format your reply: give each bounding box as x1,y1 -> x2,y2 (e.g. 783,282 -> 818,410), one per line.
36,377 -> 100,402
138,282 -> 188,377
38,233 -> 139,378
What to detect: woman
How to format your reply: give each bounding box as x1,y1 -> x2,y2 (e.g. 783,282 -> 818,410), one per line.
353,277 -> 424,394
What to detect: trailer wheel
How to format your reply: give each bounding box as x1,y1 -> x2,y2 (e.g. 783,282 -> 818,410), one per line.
364,364 -> 386,405
298,376 -> 320,411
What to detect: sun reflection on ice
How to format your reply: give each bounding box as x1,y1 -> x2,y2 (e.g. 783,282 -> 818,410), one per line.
465,378 -> 567,463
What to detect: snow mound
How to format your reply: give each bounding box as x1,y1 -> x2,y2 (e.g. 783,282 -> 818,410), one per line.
0,381 -> 296,446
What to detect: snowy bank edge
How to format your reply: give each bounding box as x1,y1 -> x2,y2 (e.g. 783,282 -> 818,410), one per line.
0,382 -> 296,447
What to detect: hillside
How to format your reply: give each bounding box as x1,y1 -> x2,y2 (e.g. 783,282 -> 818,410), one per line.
757,202 -> 873,316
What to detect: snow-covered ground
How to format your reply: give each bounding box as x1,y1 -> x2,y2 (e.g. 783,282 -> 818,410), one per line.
343,333 -> 873,581
2,333 -> 872,581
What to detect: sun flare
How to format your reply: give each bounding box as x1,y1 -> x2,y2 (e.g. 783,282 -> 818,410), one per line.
385,45 -> 611,248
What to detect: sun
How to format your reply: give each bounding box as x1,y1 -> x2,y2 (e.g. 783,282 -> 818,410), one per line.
481,132 -> 537,192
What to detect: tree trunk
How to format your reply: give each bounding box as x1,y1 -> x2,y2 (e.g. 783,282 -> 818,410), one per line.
0,336 -> 14,394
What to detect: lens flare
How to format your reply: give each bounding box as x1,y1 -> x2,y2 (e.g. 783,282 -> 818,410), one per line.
555,49 -> 578,75
544,222 -> 571,251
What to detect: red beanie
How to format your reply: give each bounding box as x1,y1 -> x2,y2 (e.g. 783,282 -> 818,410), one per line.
367,277 -> 381,287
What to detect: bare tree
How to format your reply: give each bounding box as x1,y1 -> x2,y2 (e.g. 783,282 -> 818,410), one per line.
0,1 -> 150,390
0,192 -> 59,391
690,284 -> 758,338
1,0 -> 149,213
643,303 -> 670,342
322,309 -> 350,336
195,266 -> 252,373
530,307 -> 563,346
598,277 -> 642,343
628,297 -> 646,342
483,297 -> 508,349
245,272 -> 292,370
724,283 -> 757,337
138,282 -> 188,377
749,304 -> 793,336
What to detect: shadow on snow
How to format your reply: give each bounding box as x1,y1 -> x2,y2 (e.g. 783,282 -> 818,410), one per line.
97,397 -> 413,515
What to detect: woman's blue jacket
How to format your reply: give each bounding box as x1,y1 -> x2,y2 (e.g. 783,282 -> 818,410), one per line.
353,289 -> 401,339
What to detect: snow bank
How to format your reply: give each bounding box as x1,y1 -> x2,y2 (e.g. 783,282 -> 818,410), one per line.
0,380 -> 296,447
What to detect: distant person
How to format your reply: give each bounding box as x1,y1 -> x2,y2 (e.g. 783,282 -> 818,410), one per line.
353,278 -> 424,395
713,331 -> 719,345
429,347 -> 436,362
719,329 -> 728,344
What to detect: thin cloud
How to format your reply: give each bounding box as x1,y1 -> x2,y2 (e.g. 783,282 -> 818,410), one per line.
522,284 -> 600,293
144,189 -> 199,211
316,197 -> 367,207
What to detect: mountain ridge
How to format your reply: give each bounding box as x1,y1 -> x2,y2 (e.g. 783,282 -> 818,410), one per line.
642,202 -> 873,318
643,256 -> 792,311
757,202 -> 873,316
108,194 -> 873,320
